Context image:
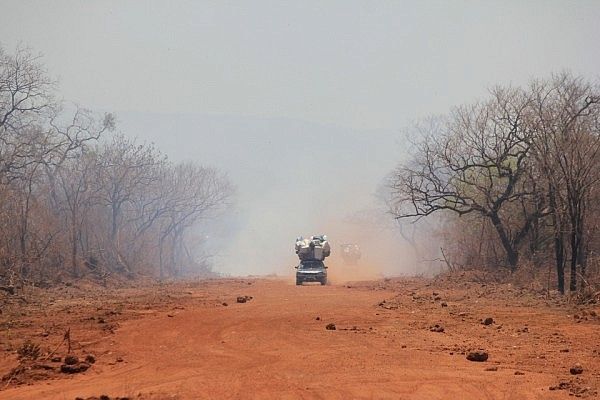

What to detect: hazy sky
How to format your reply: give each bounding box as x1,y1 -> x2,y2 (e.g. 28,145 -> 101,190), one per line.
2,1 -> 600,275
2,1 -> 599,130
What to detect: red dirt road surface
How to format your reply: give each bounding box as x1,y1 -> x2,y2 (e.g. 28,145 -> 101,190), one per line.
1,277 -> 599,399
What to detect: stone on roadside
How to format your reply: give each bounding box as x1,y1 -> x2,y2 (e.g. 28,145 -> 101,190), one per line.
64,355 -> 79,365
237,295 -> 253,303
570,363 -> 584,375
466,351 -> 488,362
60,362 -> 90,374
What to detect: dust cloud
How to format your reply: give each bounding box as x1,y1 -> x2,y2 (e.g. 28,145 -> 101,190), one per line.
215,174 -> 423,280
119,112 -> 434,278
322,216 -> 419,283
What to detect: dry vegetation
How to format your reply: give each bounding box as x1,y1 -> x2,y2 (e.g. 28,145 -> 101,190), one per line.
0,45 -> 232,292
390,73 -> 600,295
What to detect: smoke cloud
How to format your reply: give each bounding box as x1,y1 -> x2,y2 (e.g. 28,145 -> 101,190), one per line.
119,112 -> 418,277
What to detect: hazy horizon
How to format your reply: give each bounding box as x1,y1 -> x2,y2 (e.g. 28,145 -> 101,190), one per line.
2,1 -> 599,276
115,110 -> 405,276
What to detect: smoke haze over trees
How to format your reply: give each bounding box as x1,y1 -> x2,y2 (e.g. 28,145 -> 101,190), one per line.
0,46 -> 232,285
1,2 -> 600,287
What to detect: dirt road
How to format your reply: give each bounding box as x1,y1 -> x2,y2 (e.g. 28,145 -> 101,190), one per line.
1,277 -> 598,399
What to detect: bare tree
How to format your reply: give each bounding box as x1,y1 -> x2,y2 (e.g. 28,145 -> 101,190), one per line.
54,152 -> 99,276
0,44 -> 233,284
530,73 -> 600,292
93,135 -> 165,273
0,46 -> 54,130
156,163 -> 233,277
0,46 -> 55,184
390,88 -> 549,270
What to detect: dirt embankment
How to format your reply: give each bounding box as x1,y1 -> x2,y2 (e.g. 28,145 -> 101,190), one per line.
0,276 -> 599,399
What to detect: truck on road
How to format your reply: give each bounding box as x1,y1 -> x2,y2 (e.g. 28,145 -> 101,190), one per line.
294,235 -> 330,285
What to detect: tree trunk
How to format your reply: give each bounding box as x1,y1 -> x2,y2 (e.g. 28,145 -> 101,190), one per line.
71,224 -> 78,277
577,216 -> 587,286
70,205 -> 79,277
110,203 -> 122,273
111,204 -> 119,243
171,233 -> 177,277
579,240 -> 587,280
506,248 -> 519,270
569,210 -> 580,292
549,189 -> 565,294
490,213 -> 519,269
158,235 -> 165,279
19,198 -> 29,278
569,229 -> 578,292
554,234 -> 565,294
569,203 -> 584,293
